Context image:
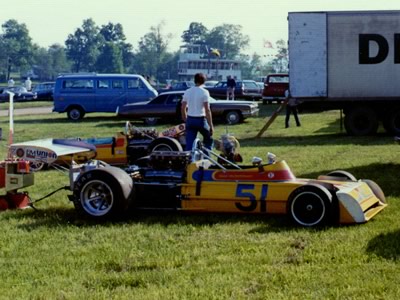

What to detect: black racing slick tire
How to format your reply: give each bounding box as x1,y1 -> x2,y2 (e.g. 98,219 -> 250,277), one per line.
148,137 -> 183,153
326,170 -> 357,181
288,185 -> 333,227
73,169 -> 133,219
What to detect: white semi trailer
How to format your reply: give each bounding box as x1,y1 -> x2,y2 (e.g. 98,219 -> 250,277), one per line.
289,10 -> 400,135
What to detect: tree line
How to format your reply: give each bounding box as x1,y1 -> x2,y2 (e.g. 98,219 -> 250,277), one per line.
0,19 -> 288,83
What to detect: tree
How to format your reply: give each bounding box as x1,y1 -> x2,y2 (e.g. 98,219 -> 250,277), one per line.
205,24 -> 250,59
98,22 -> 133,72
132,21 -> 172,80
0,19 -> 34,80
33,44 -> 71,80
181,22 -> 208,45
271,39 -> 288,72
48,44 -> 71,77
65,19 -> 102,72
95,42 -> 123,73
157,51 -> 179,82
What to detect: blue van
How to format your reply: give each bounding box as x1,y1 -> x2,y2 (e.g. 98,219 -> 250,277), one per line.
53,74 -> 158,120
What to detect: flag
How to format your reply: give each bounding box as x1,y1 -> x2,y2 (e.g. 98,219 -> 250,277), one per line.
263,39 -> 274,49
210,48 -> 220,57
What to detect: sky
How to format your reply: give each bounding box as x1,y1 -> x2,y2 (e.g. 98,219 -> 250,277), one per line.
2,0 -> 399,56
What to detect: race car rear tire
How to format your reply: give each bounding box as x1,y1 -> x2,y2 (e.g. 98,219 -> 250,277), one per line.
148,137 -> 183,153
326,170 -> 357,181
73,169 -> 133,219
288,185 -> 333,227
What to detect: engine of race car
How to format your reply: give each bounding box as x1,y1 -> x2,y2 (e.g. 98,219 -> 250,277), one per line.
148,151 -> 191,171
125,150 -> 191,185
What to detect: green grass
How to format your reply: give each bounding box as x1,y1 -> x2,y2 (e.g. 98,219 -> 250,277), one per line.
0,104 -> 400,299
0,101 -> 52,110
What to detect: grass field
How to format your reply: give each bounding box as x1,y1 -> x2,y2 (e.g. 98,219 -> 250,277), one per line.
0,104 -> 399,299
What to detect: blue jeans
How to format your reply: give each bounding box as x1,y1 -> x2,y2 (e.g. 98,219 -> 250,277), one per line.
185,116 -> 213,151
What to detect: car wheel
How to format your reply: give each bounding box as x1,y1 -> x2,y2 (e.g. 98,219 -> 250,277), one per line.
326,170 -> 357,181
148,137 -> 183,153
73,170 -> 132,219
344,107 -> 378,136
382,108 -> 400,135
144,117 -> 158,126
30,161 -> 47,172
67,107 -> 85,121
361,179 -> 386,204
288,185 -> 332,227
225,111 -> 241,125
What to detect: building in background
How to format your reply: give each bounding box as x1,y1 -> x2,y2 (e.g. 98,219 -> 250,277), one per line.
178,44 -> 241,81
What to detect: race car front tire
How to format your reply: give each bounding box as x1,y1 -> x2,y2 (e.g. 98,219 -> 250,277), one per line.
288,184 -> 333,227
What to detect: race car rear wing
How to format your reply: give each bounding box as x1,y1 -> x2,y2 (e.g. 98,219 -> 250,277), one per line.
8,138 -> 96,164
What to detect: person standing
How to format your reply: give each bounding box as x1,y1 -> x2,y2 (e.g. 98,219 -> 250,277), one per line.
8,78 -> 14,87
226,75 -> 236,100
25,77 -> 32,91
181,73 -> 214,151
285,90 -> 301,128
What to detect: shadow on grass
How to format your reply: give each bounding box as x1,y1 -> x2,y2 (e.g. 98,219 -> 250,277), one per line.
298,163 -> 400,198
13,115 -> 122,125
240,132 -> 394,147
4,206 -> 306,234
366,230 -> 400,261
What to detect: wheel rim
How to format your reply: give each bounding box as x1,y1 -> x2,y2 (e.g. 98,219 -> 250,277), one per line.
80,180 -> 114,216
70,109 -> 81,120
291,192 -> 326,226
227,112 -> 239,124
30,161 -> 45,172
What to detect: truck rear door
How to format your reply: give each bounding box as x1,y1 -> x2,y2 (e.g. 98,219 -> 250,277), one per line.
289,12 -> 327,97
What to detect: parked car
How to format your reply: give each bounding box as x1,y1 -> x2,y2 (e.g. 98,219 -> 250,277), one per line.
32,82 -> 55,101
117,91 -> 259,125
262,74 -> 289,104
53,74 -> 158,120
205,80 -> 261,100
204,80 -> 218,87
157,81 -> 194,93
0,86 -> 37,102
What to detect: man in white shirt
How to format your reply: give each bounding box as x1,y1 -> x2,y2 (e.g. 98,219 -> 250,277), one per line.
25,77 -> 32,91
8,78 -> 14,87
181,73 -> 214,151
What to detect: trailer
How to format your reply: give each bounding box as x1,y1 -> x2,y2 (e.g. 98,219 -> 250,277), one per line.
289,10 -> 400,135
